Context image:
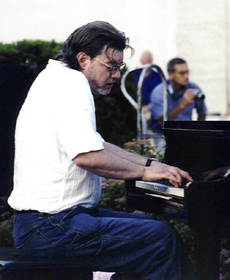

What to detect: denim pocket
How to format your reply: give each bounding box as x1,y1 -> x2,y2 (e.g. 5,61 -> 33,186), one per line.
13,214 -> 54,252
57,212 -> 102,253
13,209 -> 103,256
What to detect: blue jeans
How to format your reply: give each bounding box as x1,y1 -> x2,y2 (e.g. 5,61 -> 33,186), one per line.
13,206 -> 195,280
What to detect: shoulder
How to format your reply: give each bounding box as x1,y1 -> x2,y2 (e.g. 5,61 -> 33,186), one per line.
41,60 -> 87,89
187,81 -> 201,90
149,69 -> 161,79
132,69 -> 142,81
151,83 -> 164,104
35,60 -> 91,102
152,82 -> 163,95
46,60 -> 82,77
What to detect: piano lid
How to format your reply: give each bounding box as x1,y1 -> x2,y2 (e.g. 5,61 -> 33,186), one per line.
162,121 -> 230,174
163,120 -> 230,131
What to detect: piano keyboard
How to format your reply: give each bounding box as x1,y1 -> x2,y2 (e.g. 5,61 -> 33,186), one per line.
135,180 -> 184,198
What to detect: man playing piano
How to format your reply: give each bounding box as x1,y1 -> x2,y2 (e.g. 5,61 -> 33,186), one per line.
8,21 -> 196,280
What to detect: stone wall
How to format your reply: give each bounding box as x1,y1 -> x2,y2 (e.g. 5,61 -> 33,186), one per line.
126,0 -> 230,116
176,0 -> 230,116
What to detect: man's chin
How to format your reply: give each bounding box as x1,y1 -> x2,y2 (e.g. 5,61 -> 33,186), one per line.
183,80 -> 189,85
94,88 -> 112,96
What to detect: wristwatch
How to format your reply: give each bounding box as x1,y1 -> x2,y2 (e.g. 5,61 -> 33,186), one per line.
145,158 -> 156,166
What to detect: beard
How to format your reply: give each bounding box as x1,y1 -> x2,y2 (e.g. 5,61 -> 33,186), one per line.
88,66 -> 113,96
93,85 -> 112,96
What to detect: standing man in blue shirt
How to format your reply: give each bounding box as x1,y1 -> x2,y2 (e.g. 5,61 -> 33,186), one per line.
150,57 -> 207,155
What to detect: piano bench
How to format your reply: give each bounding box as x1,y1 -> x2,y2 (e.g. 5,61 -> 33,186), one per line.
0,247 -> 93,280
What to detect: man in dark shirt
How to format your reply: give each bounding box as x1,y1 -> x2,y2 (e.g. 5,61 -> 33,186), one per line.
133,51 -> 162,121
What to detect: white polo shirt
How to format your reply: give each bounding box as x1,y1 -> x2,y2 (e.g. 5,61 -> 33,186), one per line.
8,60 -> 105,214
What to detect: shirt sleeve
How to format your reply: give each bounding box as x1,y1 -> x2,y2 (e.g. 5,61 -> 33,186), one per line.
191,83 -> 207,116
150,84 -> 164,120
54,72 -> 104,159
195,99 -> 207,116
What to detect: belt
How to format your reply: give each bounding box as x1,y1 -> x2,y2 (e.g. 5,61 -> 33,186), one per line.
14,210 -> 46,216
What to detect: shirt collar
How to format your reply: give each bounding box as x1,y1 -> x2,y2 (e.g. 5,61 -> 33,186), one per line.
168,81 -> 186,100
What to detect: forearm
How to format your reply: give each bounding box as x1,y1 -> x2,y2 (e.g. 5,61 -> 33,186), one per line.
167,102 -> 187,120
74,146 -> 145,179
104,142 -> 148,166
73,142 -> 193,187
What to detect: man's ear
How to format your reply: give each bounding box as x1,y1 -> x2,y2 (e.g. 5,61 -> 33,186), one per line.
168,72 -> 174,80
76,52 -> 89,69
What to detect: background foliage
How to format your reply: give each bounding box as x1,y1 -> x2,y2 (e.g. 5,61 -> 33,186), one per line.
0,40 -> 62,66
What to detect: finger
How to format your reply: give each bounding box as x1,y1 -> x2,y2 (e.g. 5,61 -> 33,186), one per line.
167,167 -> 182,184
180,170 -> 193,182
168,168 -> 194,187
169,179 -> 179,188
164,169 -> 181,187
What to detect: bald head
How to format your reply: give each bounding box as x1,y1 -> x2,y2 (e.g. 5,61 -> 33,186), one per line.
140,51 -> 153,65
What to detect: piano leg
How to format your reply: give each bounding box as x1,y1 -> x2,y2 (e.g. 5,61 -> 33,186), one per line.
187,184 -> 222,280
191,223 -> 221,280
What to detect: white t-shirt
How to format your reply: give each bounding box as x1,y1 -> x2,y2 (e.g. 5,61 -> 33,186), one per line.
8,60 -> 105,214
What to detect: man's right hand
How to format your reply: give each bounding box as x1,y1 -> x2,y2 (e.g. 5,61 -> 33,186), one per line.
142,161 -> 193,188
180,89 -> 195,108
166,89 -> 196,123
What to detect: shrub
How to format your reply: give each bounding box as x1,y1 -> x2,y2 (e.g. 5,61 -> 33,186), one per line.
0,209 -> 14,247
0,40 -> 62,66
219,239 -> 230,279
98,178 -> 127,212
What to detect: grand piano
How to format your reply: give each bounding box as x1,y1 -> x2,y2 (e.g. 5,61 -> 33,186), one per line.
121,66 -> 230,280
126,120 -> 230,280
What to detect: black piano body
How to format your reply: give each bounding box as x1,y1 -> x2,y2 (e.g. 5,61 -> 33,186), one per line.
126,121 -> 230,280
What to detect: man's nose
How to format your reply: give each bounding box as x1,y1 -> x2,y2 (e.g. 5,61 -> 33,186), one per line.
184,71 -> 189,78
111,69 -> 121,79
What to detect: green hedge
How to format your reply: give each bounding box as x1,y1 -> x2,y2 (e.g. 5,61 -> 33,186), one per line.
0,40 -> 62,66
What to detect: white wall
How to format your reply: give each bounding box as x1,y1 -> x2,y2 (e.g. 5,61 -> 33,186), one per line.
0,0 -> 176,68
176,0 -> 230,115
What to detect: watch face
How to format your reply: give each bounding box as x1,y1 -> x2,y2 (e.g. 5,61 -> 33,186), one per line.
146,158 -> 155,166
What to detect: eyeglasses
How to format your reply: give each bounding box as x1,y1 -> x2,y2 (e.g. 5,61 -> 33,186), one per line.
95,58 -> 126,73
177,70 -> 189,76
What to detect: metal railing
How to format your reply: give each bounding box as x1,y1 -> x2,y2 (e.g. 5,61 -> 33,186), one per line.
121,64 -> 168,140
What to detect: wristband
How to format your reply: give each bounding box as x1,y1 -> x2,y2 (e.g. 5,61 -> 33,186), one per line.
145,158 -> 156,167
